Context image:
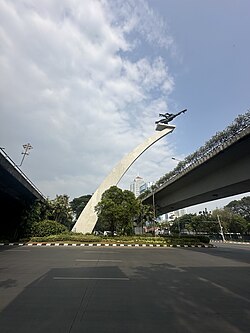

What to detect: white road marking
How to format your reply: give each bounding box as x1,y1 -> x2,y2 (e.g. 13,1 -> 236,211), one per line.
81,251 -> 119,254
75,259 -> 122,262
53,277 -> 129,280
6,249 -> 30,252
168,266 -> 186,273
198,277 -> 250,303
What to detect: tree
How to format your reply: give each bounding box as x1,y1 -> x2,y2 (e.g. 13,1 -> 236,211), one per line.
49,195 -> 73,229
95,186 -> 141,235
225,196 -> 250,222
138,203 -> 154,227
178,214 -> 195,232
21,199 -> 51,237
212,208 -> 247,234
169,204 -> 249,238
170,214 -> 196,235
95,186 -> 123,235
169,220 -> 180,234
21,199 -> 51,225
21,194 -> 74,236
227,215 -> 247,234
171,212 -> 220,235
70,194 -> 92,220
119,190 -> 141,235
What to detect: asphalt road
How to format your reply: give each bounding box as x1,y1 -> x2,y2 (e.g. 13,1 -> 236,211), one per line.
0,243 -> 249,333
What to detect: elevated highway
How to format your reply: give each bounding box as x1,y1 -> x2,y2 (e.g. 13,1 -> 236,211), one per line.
142,129 -> 250,214
0,149 -> 44,239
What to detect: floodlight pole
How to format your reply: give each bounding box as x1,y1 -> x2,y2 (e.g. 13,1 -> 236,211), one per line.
19,143 -> 33,167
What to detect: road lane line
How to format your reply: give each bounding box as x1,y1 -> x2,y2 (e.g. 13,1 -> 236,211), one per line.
6,249 -> 30,252
53,277 -> 129,280
168,266 -> 186,272
81,251 -> 119,254
75,259 -> 122,262
198,277 -> 250,304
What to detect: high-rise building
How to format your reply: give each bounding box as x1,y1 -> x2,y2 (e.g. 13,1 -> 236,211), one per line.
167,208 -> 186,222
130,176 -> 145,197
139,181 -> 154,195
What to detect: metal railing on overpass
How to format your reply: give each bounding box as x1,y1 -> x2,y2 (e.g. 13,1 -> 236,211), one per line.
146,111 -> 250,194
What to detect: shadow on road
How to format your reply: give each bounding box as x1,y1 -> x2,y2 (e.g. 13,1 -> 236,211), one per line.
131,261 -> 250,333
0,261 -> 249,332
184,245 -> 250,264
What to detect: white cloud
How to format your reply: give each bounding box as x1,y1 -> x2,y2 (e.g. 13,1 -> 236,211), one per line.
0,0 -> 176,198
124,57 -> 174,93
103,0 -> 173,49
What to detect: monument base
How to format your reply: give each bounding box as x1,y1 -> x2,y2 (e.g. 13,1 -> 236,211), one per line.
156,122 -> 171,131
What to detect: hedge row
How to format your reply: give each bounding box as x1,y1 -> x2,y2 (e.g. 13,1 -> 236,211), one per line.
28,233 -> 210,245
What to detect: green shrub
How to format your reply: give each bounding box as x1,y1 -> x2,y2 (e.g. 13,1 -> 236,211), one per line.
180,235 -> 210,244
28,233 -> 209,245
30,220 -> 68,237
194,235 -> 210,244
160,235 -> 210,244
30,233 -> 102,242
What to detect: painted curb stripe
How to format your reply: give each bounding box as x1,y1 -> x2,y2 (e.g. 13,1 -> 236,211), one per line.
212,241 -> 250,244
0,243 -> 215,248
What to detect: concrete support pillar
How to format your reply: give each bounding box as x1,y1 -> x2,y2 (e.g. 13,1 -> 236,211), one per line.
72,124 -> 175,234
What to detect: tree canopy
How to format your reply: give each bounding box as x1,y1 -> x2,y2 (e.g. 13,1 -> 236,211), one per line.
21,194 -> 73,237
225,196 -> 250,222
170,197 -> 250,237
95,186 -> 142,235
70,194 -> 92,220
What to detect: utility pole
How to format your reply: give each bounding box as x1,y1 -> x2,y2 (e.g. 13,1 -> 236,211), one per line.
152,188 -> 156,236
217,215 -> 226,242
19,143 -> 33,167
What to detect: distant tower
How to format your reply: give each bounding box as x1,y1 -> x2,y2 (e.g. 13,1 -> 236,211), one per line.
130,176 -> 145,197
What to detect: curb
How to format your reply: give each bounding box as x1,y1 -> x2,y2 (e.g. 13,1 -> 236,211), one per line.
211,240 -> 250,245
0,242 -> 215,248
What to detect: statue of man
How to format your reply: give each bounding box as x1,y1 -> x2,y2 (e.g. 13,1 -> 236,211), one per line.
155,109 -> 187,124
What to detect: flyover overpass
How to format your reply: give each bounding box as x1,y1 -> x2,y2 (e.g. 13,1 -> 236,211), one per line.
0,149 -> 44,239
142,128 -> 250,215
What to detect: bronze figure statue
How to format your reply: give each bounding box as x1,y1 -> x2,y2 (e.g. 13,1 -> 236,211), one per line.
155,109 -> 187,124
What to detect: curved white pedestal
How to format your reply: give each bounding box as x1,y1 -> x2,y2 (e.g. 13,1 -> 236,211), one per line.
72,124 -> 175,234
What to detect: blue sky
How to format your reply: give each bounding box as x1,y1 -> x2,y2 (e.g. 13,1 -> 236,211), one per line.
148,0 -> 250,151
0,0 -> 249,211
